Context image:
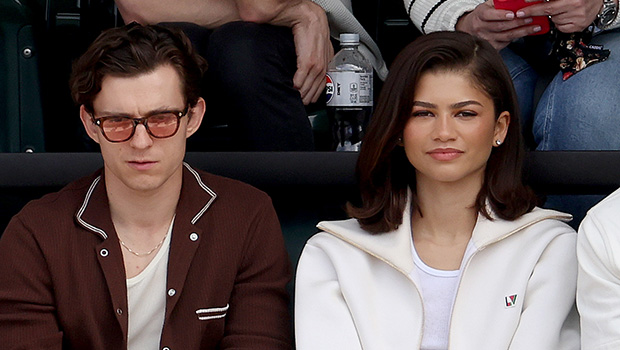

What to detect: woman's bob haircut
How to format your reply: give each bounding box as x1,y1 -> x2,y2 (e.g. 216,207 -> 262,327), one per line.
348,31 -> 537,233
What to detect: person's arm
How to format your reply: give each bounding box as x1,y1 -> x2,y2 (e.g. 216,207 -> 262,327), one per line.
115,0 -> 241,28
0,216 -> 63,349
235,0 -> 333,105
115,0 -> 332,105
219,199 -> 293,349
577,211 -> 620,350
294,236 -> 362,350
508,229 -> 580,349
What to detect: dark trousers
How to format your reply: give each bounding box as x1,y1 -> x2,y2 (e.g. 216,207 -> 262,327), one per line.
162,21 -> 314,151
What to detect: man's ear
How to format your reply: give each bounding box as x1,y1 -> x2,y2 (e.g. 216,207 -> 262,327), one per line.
79,105 -> 101,144
186,97 -> 206,138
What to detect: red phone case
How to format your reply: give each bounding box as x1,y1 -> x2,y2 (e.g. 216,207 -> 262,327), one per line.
493,0 -> 550,35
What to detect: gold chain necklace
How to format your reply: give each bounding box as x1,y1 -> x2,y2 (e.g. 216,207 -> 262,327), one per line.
119,233 -> 167,257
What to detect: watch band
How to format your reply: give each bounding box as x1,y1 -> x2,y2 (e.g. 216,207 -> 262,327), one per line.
597,0 -> 619,30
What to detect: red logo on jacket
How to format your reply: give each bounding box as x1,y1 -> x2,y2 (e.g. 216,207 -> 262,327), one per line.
505,294 -> 518,308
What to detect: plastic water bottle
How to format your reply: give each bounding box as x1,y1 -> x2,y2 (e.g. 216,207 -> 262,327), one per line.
326,33 -> 373,152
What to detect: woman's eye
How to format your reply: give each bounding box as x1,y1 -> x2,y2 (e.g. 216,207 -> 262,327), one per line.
412,110 -> 433,118
456,111 -> 477,118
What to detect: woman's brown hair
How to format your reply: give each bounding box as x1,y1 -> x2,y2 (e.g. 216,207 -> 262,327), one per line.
348,31 -> 537,233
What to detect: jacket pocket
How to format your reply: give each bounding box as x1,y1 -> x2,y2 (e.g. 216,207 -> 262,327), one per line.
195,304 -> 229,321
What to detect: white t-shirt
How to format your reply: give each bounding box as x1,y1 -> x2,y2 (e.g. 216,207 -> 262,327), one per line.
410,239 -> 476,350
126,222 -> 173,350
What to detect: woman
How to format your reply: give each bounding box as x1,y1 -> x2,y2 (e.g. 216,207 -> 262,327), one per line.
295,31 -> 579,349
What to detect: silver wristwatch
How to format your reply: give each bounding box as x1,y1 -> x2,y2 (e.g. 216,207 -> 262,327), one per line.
596,0 -> 618,30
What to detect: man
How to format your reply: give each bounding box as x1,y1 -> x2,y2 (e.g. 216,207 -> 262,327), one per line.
0,24 -> 292,349
115,0 -> 333,151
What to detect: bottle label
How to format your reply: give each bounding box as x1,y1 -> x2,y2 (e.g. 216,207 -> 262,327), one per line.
326,72 -> 373,107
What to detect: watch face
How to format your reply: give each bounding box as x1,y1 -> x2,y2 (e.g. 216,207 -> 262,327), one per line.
602,9 -> 617,26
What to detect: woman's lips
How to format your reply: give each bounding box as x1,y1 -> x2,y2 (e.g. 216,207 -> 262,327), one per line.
427,148 -> 463,161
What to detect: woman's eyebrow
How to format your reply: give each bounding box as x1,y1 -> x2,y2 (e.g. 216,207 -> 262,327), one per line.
412,101 -> 436,108
450,100 -> 482,109
412,100 -> 483,109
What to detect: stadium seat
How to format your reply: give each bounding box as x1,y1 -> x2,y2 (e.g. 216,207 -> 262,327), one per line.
0,0 -> 46,152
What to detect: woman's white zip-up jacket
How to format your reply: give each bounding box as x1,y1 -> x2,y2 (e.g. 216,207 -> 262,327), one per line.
295,203 -> 580,349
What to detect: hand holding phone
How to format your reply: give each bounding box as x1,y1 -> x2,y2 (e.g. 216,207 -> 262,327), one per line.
493,0 -> 550,35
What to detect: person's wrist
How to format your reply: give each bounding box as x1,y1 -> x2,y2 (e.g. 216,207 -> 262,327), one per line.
596,0 -> 618,30
295,0 -> 327,28
455,12 -> 472,32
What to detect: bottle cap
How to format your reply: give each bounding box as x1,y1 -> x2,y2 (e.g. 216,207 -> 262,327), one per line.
339,33 -> 360,44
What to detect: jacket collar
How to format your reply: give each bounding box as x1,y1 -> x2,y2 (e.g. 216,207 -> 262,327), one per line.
75,163 -> 217,239
317,199 -> 571,275
470,205 -> 571,248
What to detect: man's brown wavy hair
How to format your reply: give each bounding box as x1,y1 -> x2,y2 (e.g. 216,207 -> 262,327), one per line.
70,23 -> 207,112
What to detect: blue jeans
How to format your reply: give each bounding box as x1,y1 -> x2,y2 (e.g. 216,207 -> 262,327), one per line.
500,48 -> 538,131
501,31 -> 620,227
502,30 -> 620,151
534,29 -> 620,150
